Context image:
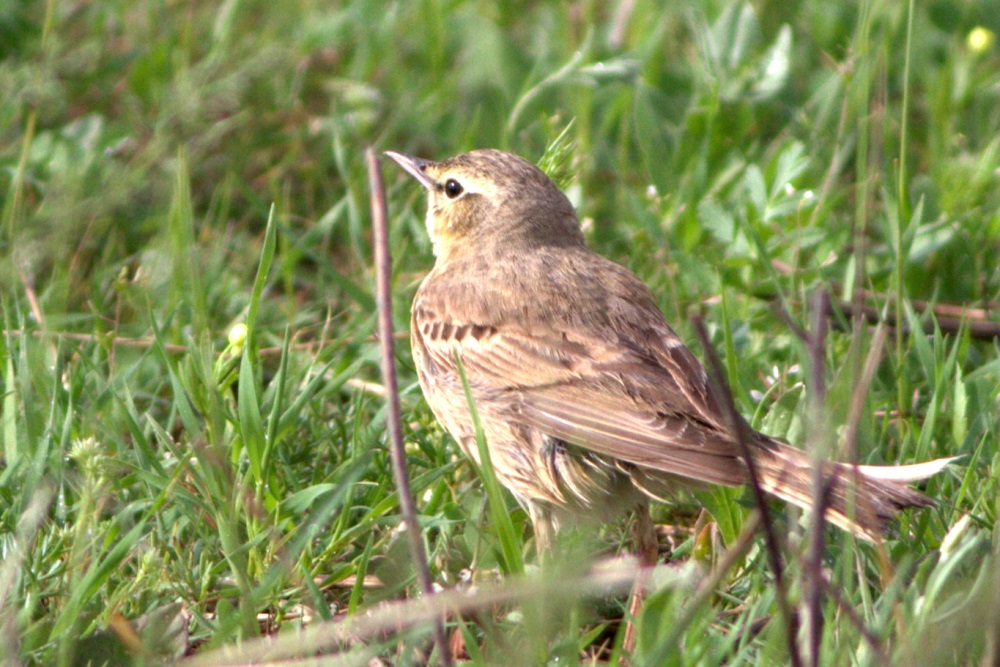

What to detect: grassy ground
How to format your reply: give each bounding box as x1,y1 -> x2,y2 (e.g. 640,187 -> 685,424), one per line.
2,0 -> 999,664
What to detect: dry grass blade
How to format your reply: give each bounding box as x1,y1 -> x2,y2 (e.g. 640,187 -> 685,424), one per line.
180,559 -> 639,666
842,323 -> 889,463
365,147 -> 452,667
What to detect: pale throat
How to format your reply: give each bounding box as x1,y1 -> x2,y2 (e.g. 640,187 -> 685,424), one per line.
425,209 -> 445,257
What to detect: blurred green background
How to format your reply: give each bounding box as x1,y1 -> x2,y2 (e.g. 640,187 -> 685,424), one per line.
1,1 -> 998,664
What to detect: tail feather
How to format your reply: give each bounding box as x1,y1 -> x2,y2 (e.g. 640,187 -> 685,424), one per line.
856,458 -> 957,483
755,439 -> 955,541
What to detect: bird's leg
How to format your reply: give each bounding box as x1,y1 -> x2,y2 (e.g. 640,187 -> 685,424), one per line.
632,499 -> 659,567
528,503 -> 557,563
622,501 -> 658,658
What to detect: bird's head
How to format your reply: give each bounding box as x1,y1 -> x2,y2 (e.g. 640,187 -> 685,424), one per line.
384,148 -> 583,260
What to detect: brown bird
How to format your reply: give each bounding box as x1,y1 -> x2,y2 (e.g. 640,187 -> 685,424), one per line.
385,147 -> 953,552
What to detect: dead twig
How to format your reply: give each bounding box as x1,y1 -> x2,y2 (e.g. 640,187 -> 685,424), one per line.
692,316 -> 803,667
366,148 -> 453,667
181,557 -> 639,667
765,267 -> 1000,340
833,300 -> 1000,341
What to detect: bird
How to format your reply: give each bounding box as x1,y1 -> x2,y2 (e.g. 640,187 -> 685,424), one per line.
384,147 -> 954,553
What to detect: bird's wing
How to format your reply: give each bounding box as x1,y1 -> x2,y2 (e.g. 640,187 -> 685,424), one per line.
414,309 -> 749,487
519,383 -> 747,487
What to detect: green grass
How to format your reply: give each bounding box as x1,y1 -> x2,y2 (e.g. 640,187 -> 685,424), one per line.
2,0 -> 999,664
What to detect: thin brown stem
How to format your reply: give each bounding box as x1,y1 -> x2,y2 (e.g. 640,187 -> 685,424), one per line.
366,148 -> 453,667
181,557 -> 639,667
691,316 -> 803,667
823,576 -> 886,663
762,271 -> 1000,340
850,286 -> 998,320
805,290 -> 831,667
834,300 -> 1000,340
621,501 -> 658,661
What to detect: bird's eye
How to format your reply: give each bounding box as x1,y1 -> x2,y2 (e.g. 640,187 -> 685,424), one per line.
443,179 -> 464,199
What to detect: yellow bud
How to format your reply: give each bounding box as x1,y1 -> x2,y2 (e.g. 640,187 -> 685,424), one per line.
228,323 -> 248,354
967,27 -> 995,54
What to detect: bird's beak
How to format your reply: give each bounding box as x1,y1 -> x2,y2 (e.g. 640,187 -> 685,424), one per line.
384,151 -> 436,190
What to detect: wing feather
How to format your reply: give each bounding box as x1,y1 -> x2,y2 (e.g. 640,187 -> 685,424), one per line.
519,388 -> 747,486
415,302 -> 749,488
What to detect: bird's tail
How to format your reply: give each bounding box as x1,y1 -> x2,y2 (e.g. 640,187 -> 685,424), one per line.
755,439 -> 955,541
